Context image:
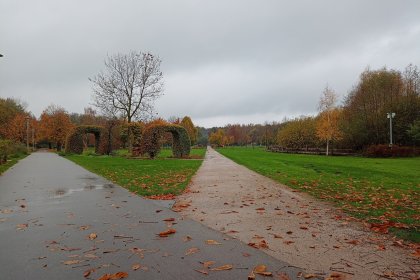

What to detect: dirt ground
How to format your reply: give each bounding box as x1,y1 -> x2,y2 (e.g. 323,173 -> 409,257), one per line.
175,147 -> 419,280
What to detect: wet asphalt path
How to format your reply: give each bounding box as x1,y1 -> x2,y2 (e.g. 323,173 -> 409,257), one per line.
0,152 -> 302,279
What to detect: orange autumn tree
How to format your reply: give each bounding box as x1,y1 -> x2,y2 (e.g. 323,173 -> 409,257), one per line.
316,86 -> 343,155
38,105 -> 74,151
180,116 -> 198,145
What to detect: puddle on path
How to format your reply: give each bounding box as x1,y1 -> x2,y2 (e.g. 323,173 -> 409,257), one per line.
50,183 -> 114,198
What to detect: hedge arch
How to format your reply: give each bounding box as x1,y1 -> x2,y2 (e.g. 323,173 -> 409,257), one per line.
65,125 -> 106,154
140,124 -> 191,159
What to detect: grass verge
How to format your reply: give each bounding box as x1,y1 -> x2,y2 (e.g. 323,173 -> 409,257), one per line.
66,148 -> 206,197
0,154 -> 28,175
218,146 -> 420,242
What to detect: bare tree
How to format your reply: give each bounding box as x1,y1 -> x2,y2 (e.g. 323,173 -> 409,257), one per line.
90,51 -> 164,122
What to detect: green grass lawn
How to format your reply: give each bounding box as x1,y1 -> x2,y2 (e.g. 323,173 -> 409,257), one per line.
66,147 -> 206,197
218,146 -> 420,242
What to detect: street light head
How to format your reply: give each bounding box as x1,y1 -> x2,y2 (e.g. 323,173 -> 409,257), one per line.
0,54 -> 3,57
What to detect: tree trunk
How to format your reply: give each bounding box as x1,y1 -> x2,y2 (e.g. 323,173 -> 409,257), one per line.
326,140 -> 329,156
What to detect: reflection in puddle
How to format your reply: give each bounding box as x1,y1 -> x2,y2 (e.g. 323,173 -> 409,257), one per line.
51,183 -> 114,198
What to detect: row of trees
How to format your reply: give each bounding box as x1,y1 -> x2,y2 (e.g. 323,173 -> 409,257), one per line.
0,97 -> 199,153
208,64 -> 420,153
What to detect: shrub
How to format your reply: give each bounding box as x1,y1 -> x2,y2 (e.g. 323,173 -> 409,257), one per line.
138,122 -> 191,159
65,125 -> 107,155
0,140 -> 27,164
364,144 -> 420,157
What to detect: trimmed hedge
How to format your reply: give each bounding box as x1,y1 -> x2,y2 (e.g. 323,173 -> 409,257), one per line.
65,125 -> 106,154
364,144 -> 420,157
121,122 -> 144,148
138,123 -> 191,159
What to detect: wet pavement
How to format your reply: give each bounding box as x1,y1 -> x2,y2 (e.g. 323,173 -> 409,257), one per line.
0,152 -> 302,279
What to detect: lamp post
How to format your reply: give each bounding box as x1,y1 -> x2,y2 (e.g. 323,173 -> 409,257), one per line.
387,112 -> 395,147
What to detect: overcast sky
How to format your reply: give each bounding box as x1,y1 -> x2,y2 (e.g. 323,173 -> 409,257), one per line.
1,1 -> 419,127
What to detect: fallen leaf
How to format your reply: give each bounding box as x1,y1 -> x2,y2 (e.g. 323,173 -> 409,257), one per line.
132,264 -> 141,271
158,228 -> 176,237
206,239 -> 221,245
411,249 -> 420,258
83,268 -> 95,278
300,226 -> 308,230
79,225 -> 90,231
325,272 -> 346,280
202,261 -> 215,268
210,264 -> 233,271
185,247 -> 199,256
248,270 -> 256,280
194,269 -> 208,275
283,240 -> 295,245
304,274 -> 318,279
16,223 -> 28,230
346,240 -> 360,245
277,272 -> 291,280
88,233 -> 97,240
253,264 -> 273,276
163,218 -> 175,222
183,235 -> 192,242
62,259 -> 84,265
110,272 -> 128,280
84,253 -> 98,259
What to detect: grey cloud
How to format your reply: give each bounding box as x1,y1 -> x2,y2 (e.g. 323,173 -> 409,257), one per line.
1,0 -> 419,127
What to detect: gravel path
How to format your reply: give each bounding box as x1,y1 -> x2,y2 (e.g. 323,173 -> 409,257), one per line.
175,147 -> 419,280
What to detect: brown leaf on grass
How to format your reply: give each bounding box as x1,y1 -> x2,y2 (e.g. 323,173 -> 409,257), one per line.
16,223 -> 28,230
163,218 -> 175,222
210,264 -> 233,271
255,207 -> 265,211
299,226 -> 308,230
88,233 -> 97,240
206,239 -> 221,245
304,274 -> 319,279
185,247 -> 199,256
283,240 -> 295,245
286,231 -> 293,234
271,233 -> 282,239
79,225 -> 90,231
158,228 -> 176,237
